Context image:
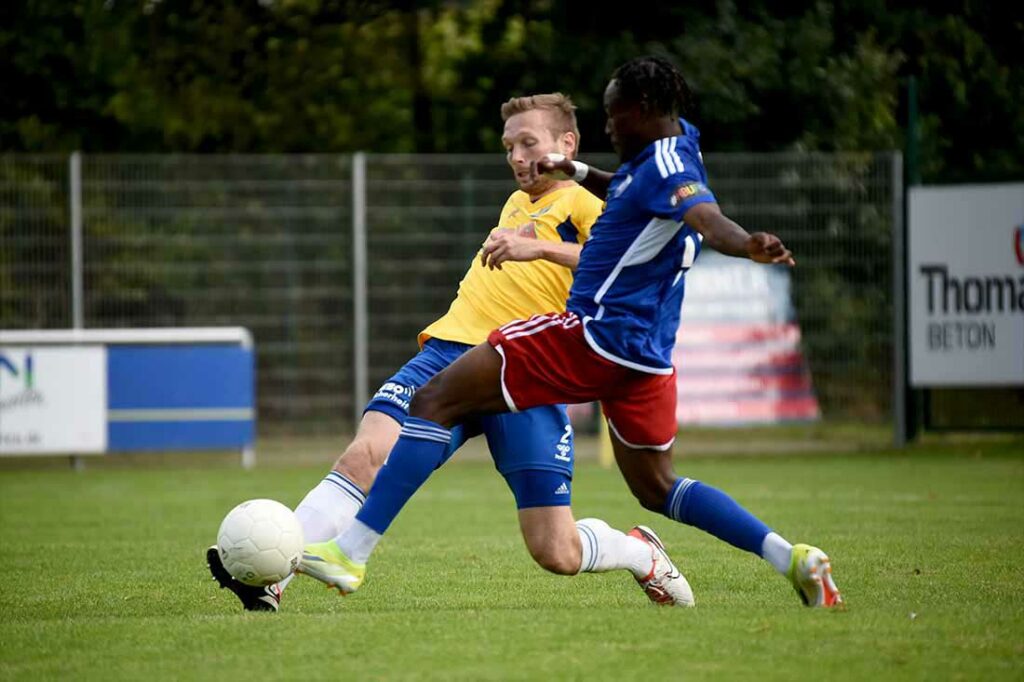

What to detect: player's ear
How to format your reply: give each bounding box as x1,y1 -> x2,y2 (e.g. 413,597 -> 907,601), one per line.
560,131 -> 578,160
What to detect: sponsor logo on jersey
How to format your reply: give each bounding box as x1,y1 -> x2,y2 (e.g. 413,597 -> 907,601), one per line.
516,221 -> 537,239
669,182 -> 710,207
492,221 -> 538,240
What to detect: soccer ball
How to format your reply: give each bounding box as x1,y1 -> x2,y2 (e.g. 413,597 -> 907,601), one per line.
217,499 -> 304,586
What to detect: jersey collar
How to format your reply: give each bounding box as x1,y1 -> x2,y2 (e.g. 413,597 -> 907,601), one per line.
520,183 -> 575,208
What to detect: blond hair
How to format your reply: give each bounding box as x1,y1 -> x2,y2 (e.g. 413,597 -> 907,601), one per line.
500,93 -> 580,148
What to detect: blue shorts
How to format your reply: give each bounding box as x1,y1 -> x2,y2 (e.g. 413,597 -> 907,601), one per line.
502,470 -> 572,509
366,338 -> 574,509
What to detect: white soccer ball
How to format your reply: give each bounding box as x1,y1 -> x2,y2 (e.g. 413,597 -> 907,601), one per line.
217,499 -> 304,586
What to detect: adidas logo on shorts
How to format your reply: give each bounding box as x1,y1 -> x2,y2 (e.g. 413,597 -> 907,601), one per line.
553,482 -> 569,495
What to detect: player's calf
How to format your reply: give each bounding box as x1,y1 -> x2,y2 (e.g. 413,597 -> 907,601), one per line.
527,543 -> 581,575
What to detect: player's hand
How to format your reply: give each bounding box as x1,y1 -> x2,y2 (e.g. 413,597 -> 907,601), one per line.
530,153 -> 575,183
746,232 -> 795,266
480,231 -> 542,270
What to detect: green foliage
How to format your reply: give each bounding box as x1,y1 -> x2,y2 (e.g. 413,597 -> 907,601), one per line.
2,1 -> 1019,424
669,3 -> 903,154
0,158 -> 70,327
2,1 -> 1021,181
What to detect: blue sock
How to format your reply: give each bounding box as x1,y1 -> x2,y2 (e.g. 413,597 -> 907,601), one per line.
355,417 -> 451,534
664,477 -> 771,556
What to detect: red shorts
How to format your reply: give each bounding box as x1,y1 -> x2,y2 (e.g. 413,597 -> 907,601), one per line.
487,312 -> 678,450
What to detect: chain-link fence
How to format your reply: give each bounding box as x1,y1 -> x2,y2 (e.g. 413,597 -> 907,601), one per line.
1,151 -> 898,434
712,152 -> 898,421
0,156 -> 71,329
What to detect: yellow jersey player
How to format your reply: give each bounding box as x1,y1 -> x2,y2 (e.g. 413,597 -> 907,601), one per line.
300,57 -> 840,610
209,93 -> 694,610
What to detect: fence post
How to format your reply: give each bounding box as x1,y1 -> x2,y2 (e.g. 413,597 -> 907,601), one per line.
69,151 -> 83,330
69,151 -> 85,471
891,151 -> 908,447
352,152 -> 368,427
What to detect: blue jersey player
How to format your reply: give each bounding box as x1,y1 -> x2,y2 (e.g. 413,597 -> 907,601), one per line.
299,57 -> 843,609
209,92 -> 693,611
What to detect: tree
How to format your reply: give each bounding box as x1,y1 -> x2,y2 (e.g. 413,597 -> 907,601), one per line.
1,1 -> 1020,173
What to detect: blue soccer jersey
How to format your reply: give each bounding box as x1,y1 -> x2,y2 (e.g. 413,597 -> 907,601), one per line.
566,119 -> 717,373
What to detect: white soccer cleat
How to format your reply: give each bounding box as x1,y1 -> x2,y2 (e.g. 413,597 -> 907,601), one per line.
628,525 -> 695,607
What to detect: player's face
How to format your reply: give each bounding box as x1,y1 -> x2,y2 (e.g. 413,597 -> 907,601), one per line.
502,109 -> 574,195
604,79 -> 646,162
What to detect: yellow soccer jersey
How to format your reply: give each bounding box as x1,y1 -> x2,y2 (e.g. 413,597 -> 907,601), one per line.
419,184 -> 603,347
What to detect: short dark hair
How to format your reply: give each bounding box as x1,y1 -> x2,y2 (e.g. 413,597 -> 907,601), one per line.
611,56 -> 695,119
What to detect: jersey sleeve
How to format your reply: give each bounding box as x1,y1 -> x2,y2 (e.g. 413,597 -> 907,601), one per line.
638,146 -> 717,222
570,188 -> 603,242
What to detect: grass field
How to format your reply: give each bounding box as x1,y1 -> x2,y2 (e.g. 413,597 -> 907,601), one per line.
2,435 -> 1023,680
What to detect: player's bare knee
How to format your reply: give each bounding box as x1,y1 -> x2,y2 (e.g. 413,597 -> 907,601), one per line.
408,381 -> 462,427
408,383 -> 446,423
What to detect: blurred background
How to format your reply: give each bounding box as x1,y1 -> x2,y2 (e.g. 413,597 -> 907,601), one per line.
2,0 -> 1022,444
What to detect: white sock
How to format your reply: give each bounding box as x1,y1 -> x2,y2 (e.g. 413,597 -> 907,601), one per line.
277,471 -> 366,593
336,519 -> 381,564
294,471 -> 366,543
761,532 -> 794,575
575,518 -> 652,578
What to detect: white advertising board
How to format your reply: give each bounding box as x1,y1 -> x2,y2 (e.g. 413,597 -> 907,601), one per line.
908,183 -> 1024,386
0,346 -> 107,454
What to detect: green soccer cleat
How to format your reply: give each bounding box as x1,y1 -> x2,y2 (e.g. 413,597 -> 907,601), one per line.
295,540 -> 366,595
788,544 -> 843,608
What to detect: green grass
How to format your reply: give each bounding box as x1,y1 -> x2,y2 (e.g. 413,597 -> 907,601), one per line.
2,438 -> 1023,680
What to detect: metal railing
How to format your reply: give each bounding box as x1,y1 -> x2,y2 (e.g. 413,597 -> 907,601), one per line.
0,151 -> 899,434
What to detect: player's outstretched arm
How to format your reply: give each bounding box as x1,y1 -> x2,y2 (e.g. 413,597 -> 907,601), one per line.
480,231 -> 582,271
534,154 -> 615,200
683,202 -> 795,266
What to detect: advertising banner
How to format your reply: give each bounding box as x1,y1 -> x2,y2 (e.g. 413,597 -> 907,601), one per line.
0,346 -> 107,454
675,250 -> 820,425
909,183 -> 1024,386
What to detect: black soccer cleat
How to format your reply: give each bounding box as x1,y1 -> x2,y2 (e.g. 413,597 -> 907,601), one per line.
206,545 -> 282,612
